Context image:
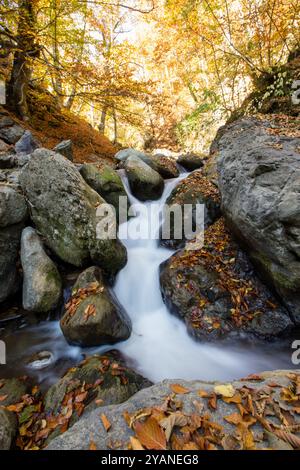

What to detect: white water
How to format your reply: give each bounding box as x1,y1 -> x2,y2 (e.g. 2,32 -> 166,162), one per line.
114,173 -> 294,383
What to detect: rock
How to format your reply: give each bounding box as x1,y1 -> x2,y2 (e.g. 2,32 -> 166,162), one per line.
0,116 -> 14,129
15,130 -> 39,155
80,164 -> 130,221
47,370 -> 300,450
149,154 -> 179,179
0,154 -> 15,169
25,350 -> 54,370
216,117 -> 300,324
0,377 -> 30,406
0,184 -> 27,227
0,408 -> 17,450
21,227 -> 62,313
161,170 -> 221,249
0,124 -> 24,144
0,168 -> 21,186
53,139 -> 73,161
20,149 -> 127,276
177,153 -> 205,171
124,155 -> 164,201
116,148 -> 179,179
160,218 -> 292,341
0,223 -> 23,303
44,352 -> 151,432
202,153 -> 218,187
115,148 -> 145,162
0,139 -> 11,153
60,266 -> 131,346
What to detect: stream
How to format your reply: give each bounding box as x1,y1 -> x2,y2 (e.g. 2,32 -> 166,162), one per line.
0,171 -> 297,389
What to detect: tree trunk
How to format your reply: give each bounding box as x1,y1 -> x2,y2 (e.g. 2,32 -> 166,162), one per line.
7,0 -> 38,120
112,106 -> 117,144
98,103 -> 108,134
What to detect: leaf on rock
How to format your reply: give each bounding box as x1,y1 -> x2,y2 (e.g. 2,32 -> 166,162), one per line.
130,436 -> 144,450
134,416 -> 167,450
170,384 -> 190,395
160,412 -> 188,441
214,384 -> 235,398
101,413 -> 111,432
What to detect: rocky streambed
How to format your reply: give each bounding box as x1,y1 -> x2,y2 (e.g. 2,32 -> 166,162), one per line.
0,110 -> 300,450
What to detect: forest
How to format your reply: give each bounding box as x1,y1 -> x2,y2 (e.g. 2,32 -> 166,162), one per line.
0,0 -> 300,455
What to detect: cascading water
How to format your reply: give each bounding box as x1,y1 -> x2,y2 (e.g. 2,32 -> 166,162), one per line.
114,172 -> 295,382
1,171 -> 296,388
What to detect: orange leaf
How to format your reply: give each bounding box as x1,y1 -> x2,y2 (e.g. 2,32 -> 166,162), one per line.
89,440 -> 97,450
130,436 -> 144,450
0,394 -> 8,402
170,384 -> 190,395
101,413 -> 111,432
135,417 -> 167,450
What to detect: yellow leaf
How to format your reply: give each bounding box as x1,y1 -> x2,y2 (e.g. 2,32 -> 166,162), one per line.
214,384 -> 235,398
130,436 -> 144,450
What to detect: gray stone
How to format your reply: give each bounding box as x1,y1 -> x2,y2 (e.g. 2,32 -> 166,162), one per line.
216,118 -> 300,324
20,149 -> 127,276
0,154 -> 16,169
0,139 -> 10,153
80,164 -> 130,221
21,227 -> 62,313
177,153 -> 205,171
0,184 -> 28,227
0,408 -> 17,450
60,266 -> 131,347
0,116 -> 14,129
124,155 -> 164,201
15,130 -> 39,155
53,139 -> 73,161
0,124 -> 24,144
116,148 -> 179,179
0,223 -> 23,303
115,148 -> 145,162
47,370 -> 300,450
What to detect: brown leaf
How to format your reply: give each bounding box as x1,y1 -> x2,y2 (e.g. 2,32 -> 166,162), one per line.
0,394 -> 8,402
170,384 -> 190,395
160,412 -> 188,441
75,391 -> 88,403
89,440 -> 97,450
101,413 -> 111,432
134,416 -> 167,450
130,436 -> 144,450
275,430 -> 300,449
183,442 -> 199,450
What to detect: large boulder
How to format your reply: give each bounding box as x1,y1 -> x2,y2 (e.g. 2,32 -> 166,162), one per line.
124,155 -> 164,201
0,408 -> 17,450
160,218 -> 292,341
0,184 -> 27,227
116,148 -> 179,179
161,170 -> 221,249
47,370 -> 300,450
0,223 -> 23,303
21,227 -> 62,313
44,352 -> 151,430
60,266 -> 131,346
20,149 -> 127,276
80,164 -> 130,221
0,377 -> 30,406
0,123 -> 24,145
177,153 -> 205,171
216,118 -> 300,324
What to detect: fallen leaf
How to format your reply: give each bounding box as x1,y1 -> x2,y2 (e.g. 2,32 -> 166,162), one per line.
170,384 -> 190,395
214,384 -> 235,398
101,413 -> 111,432
0,394 -> 8,402
134,416 -> 167,450
160,412 -> 188,441
89,440 -> 97,450
130,436 -> 144,450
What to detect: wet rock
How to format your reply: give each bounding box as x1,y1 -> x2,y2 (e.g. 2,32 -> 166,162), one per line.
0,168 -> 21,186
25,350 -> 54,370
0,154 -> 15,169
47,370 -> 300,450
0,408 -> 17,450
161,170 -> 221,249
0,124 -> 24,145
0,116 -> 14,129
21,227 -> 62,313
80,164 -> 130,221
0,223 -> 23,303
0,184 -> 27,227
15,130 -> 39,155
44,352 -> 151,424
115,148 -> 145,162
0,377 -> 30,406
116,148 -> 179,179
177,153 -> 205,171
216,117 -> 300,324
160,218 -> 292,341
124,155 -> 164,201
53,139 -> 73,161
60,266 -> 131,347
20,149 -> 127,276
